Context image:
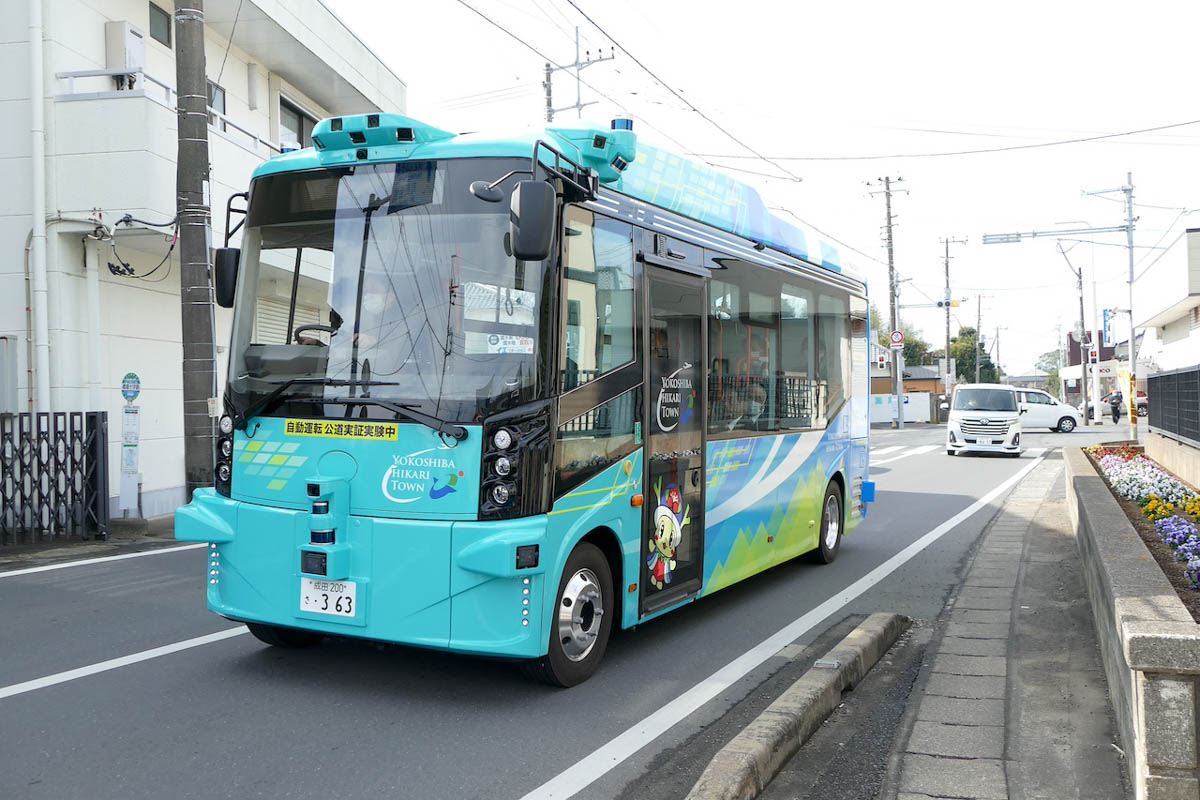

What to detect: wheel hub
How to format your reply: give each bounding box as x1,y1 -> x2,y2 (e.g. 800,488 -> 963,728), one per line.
824,495 -> 841,550
557,568 -> 604,662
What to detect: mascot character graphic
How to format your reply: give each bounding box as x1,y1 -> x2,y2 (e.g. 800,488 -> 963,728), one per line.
647,478 -> 690,590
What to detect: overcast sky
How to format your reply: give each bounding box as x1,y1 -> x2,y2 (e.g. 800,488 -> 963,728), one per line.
324,0 -> 1200,373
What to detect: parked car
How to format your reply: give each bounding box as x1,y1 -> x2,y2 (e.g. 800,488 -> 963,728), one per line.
1016,388 -> 1083,432
944,383 -> 1022,457
1079,390 -> 1149,420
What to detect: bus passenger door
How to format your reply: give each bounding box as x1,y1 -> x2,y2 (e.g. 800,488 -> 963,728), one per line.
641,268 -> 706,615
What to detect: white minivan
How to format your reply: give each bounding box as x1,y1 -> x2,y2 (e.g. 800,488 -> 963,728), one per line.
945,383 -> 1022,457
1017,388 -> 1082,432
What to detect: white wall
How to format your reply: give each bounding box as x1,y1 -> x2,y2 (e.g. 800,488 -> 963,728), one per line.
870,392 -> 933,424
2,0 -> 405,517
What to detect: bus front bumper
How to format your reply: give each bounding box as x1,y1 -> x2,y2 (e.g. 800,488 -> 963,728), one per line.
176,489 -> 549,659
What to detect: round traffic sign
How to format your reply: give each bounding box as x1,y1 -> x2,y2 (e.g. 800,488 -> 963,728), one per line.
890,330 -> 904,349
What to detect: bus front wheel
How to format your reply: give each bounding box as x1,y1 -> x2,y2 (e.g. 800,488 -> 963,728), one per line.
522,542 -> 614,688
809,482 -> 843,564
246,622 -> 322,648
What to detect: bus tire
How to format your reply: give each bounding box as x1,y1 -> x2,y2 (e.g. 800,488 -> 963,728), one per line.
810,481 -> 843,564
521,542 -> 613,688
246,622 -> 322,648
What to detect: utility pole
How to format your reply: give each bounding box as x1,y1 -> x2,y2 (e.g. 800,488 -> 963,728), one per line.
939,236 -> 966,390
543,29 -> 614,122
870,177 -> 906,428
1124,173 -> 1139,440
975,295 -> 982,383
174,1 -> 216,499
1057,243 -> 1090,426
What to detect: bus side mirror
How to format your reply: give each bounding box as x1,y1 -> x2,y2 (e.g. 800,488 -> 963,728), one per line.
214,247 -> 240,308
509,181 -> 555,261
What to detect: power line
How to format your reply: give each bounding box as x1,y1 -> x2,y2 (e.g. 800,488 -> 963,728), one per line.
454,0 -> 701,158
562,0 -> 804,183
215,0 -> 244,85
691,117 -> 1200,162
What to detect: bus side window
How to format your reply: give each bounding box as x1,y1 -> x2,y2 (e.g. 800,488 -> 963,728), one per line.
555,387 -> 642,497
780,283 -> 814,429
707,259 -> 780,434
814,292 -> 850,425
561,207 -> 637,391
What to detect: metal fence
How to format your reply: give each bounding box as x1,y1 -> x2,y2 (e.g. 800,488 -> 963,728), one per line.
0,412 -> 109,545
1148,365 -> 1200,448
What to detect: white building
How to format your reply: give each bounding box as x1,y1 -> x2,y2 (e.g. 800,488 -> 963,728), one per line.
1,0 -> 406,517
1136,228 -> 1200,371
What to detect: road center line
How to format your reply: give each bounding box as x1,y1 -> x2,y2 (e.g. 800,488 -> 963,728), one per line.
519,451 -> 1050,800
0,544 -> 206,579
0,628 -> 249,701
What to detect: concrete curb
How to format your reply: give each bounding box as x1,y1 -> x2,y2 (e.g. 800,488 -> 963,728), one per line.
685,612 -> 911,800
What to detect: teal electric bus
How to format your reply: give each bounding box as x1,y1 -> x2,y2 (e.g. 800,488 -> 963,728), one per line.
175,112 -> 875,686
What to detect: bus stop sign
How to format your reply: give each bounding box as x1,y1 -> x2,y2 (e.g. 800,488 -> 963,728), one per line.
121,372 -> 140,402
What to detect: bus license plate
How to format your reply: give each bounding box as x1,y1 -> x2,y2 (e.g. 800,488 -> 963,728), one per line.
300,577 -> 357,617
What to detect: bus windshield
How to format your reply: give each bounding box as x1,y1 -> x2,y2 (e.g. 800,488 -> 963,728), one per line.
228,158 -> 549,424
953,388 -> 1017,412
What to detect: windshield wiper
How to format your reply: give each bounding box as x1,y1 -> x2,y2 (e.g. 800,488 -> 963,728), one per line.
233,378 -> 400,430
323,396 -> 467,441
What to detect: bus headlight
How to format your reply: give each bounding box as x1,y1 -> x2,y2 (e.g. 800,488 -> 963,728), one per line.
217,463 -> 231,483
494,456 -> 512,477
220,439 -> 233,458
492,484 -> 511,505
219,415 -> 234,435
493,429 -> 513,450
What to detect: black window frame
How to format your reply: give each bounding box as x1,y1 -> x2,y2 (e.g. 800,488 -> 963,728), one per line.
279,98 -> 316,149
149,2 -> 171,47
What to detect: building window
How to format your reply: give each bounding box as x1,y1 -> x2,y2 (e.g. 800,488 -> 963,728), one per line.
149,3 -> 171,47
279,99 -> 315,148
207,80 -> 226,130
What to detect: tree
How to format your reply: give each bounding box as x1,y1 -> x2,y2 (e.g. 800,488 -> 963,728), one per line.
869,304 -> 887,348
1035,348 -> 1061,373
870,304 -> 933,364
1043,368 -> 1061,399
949,327 -> 999,383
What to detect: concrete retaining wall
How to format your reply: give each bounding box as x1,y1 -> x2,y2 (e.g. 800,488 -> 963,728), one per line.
1066,447 -> 1200,800
1146,432 -> 1200,495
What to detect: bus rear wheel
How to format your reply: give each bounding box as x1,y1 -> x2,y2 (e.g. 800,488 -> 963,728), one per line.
246,622 -> 322,648
521,542 -> 613,688
809,482 -> 843,564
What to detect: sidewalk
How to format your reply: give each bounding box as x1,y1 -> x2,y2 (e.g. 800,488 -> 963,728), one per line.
880,454 -> 1129,799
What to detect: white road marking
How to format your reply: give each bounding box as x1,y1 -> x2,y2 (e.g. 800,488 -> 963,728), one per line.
0,544 -> 205,580
519,451 -> 1050,800
1024,447 -> 1047,458
872,444 -> 939,466
869,445 -> 903,456
0,627 -> 249,701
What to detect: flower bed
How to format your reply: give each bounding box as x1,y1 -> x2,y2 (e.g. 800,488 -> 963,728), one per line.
1085,444 -> 1200,620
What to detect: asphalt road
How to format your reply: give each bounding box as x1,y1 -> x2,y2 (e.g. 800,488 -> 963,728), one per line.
0,424 -> 1117,800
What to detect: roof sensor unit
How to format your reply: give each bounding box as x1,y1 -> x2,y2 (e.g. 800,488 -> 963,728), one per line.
349,131 -> 366,144
611,155 -> 629,172
356,148 -> 367,160
367,114 -> 380,128
396,127 -> 415,142
611,118 -> 633,131
330,118 -> 343,132
311,136 -> 324,150
592,134 -> 608,150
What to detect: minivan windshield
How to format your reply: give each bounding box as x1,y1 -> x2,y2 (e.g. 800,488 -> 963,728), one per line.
953,388 -> 1017,412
